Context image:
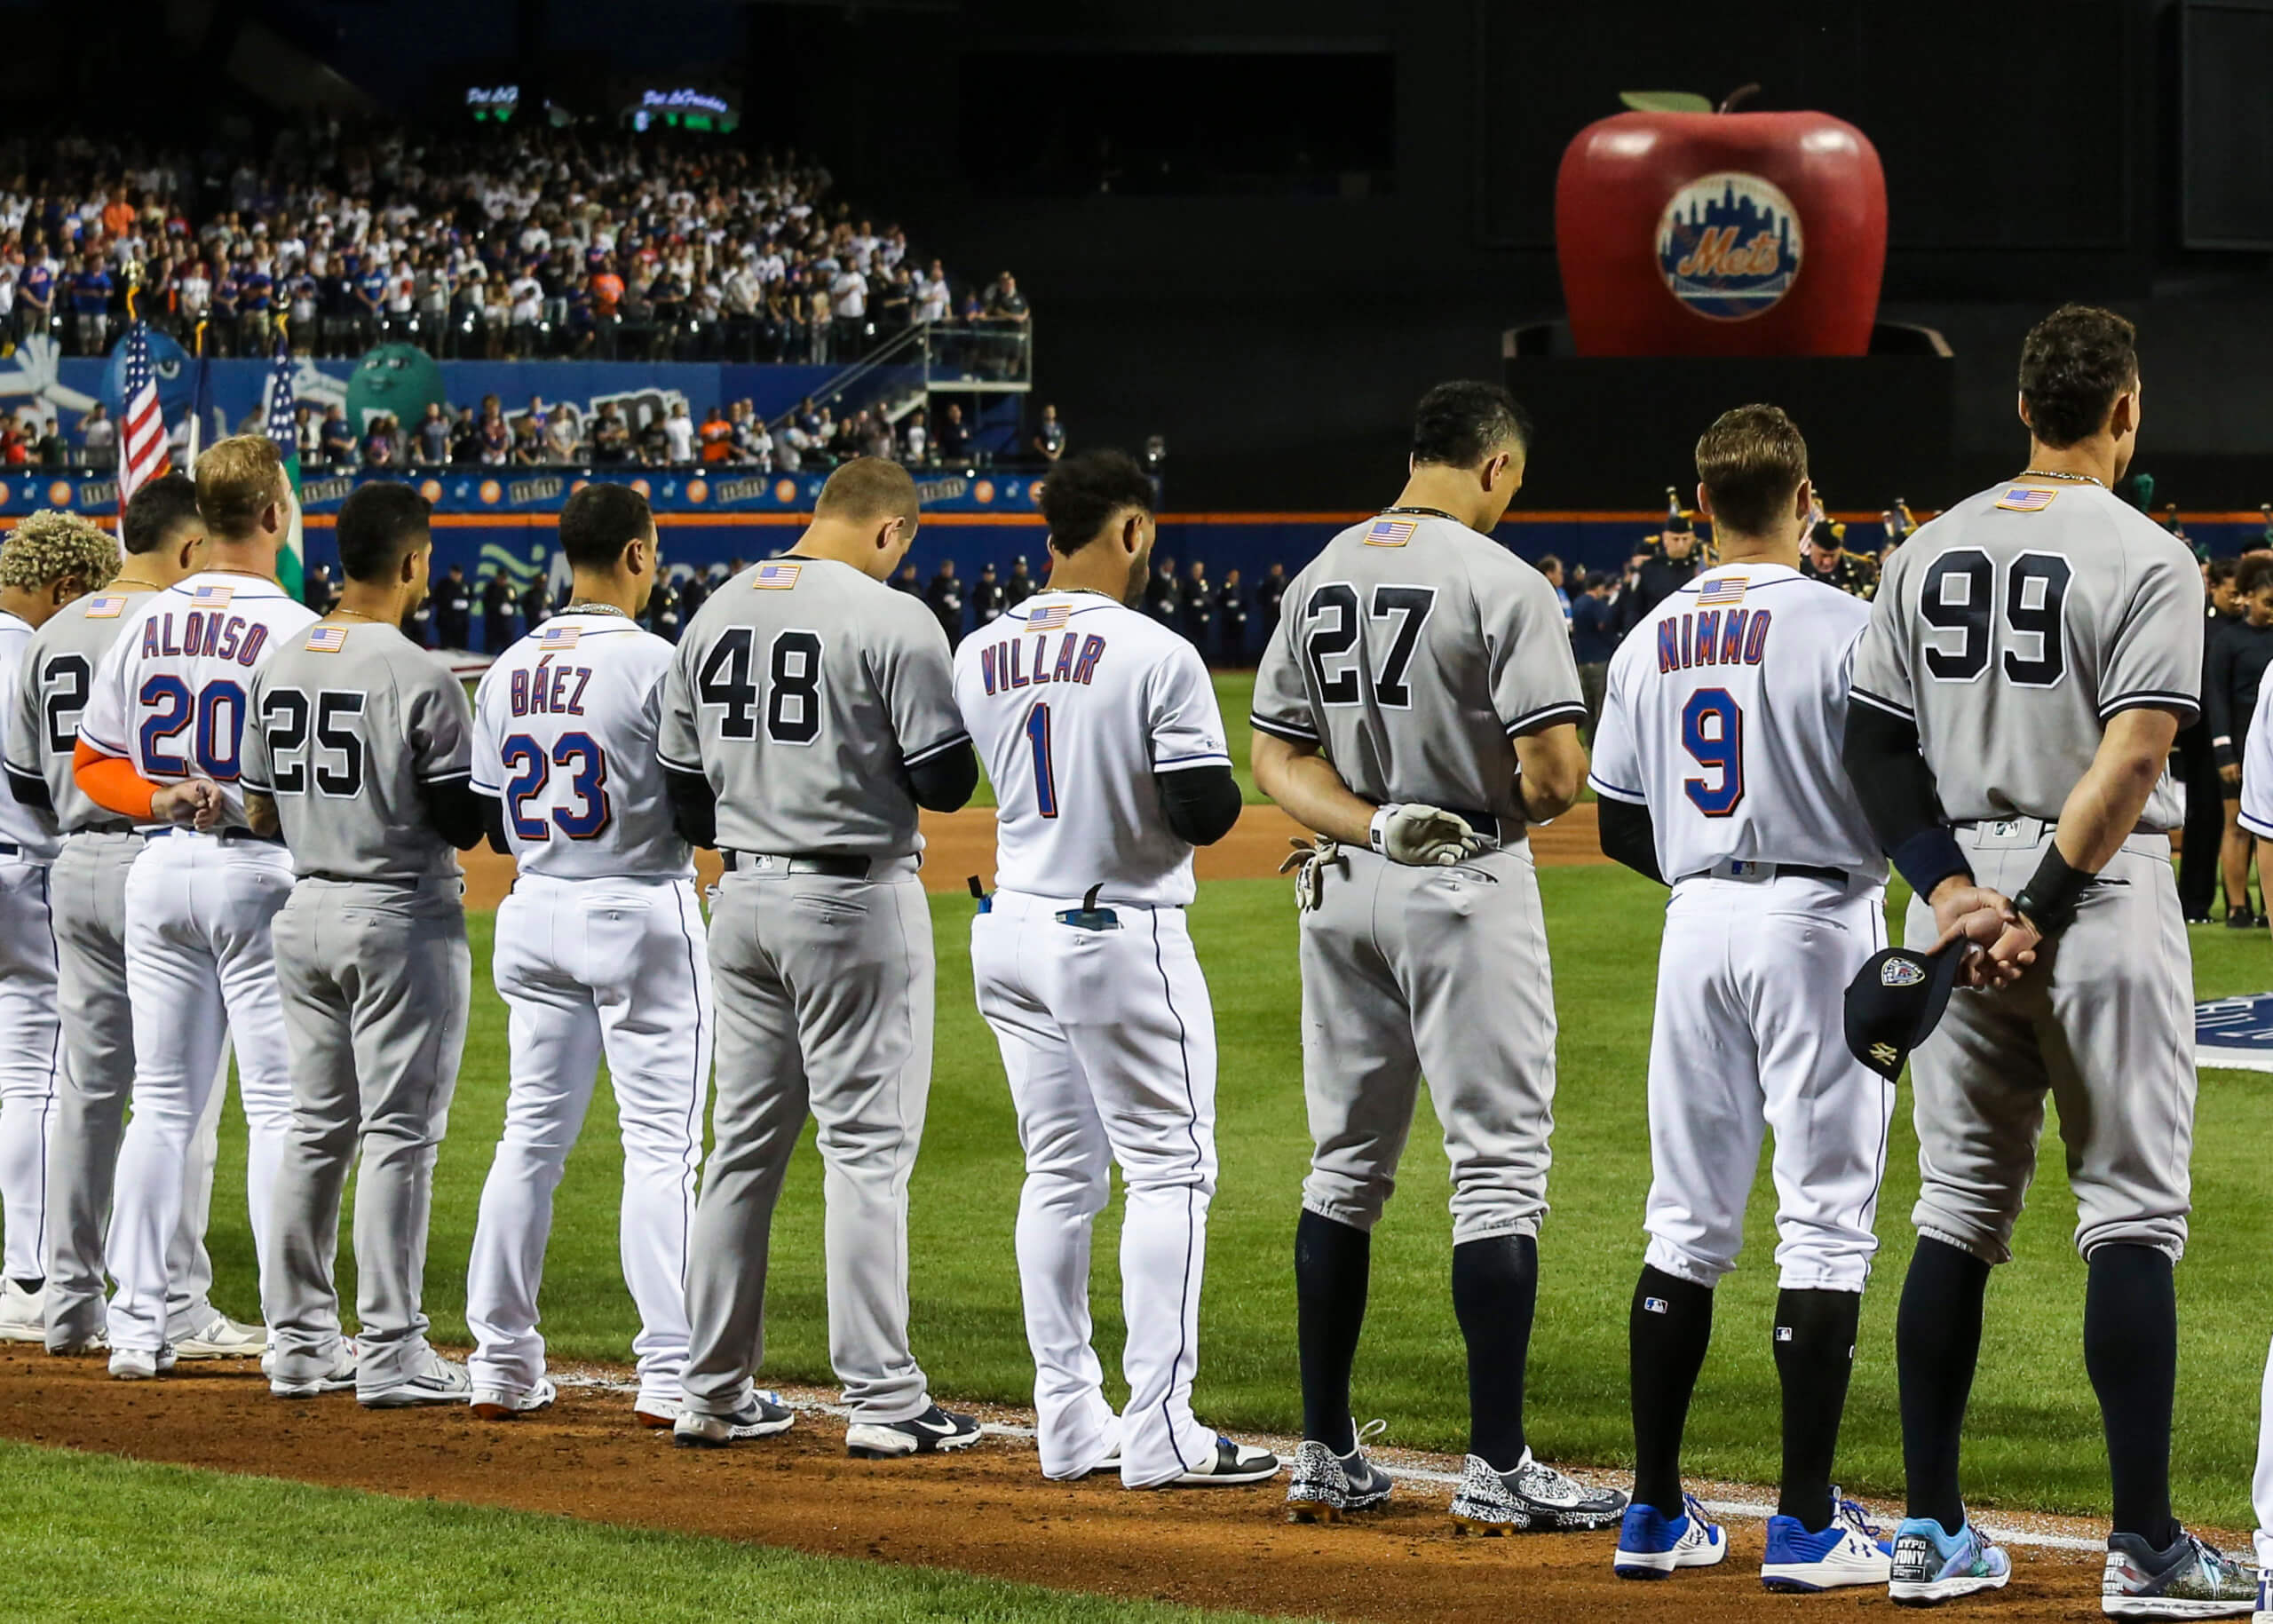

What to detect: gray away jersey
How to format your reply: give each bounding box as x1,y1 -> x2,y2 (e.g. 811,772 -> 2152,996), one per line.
1849,480 -> 2202,829
241,620 -> 475,881
4,587 -> 160,836
1250,513 -> 1586,820
658,554 -> 968,857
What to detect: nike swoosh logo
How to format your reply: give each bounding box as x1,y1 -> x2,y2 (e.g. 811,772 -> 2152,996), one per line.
907,1415 -> 957,1434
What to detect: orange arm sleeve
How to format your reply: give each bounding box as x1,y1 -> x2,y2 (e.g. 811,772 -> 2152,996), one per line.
73,738 -> 162,821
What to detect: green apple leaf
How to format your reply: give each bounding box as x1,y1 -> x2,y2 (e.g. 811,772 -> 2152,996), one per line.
1619,91 -> 1714,113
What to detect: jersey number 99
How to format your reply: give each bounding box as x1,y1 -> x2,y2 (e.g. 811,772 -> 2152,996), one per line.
1920,550 -> 2071,688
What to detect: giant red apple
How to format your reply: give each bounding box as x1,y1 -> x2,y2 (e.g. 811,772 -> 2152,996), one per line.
1556,109 -> 1886,357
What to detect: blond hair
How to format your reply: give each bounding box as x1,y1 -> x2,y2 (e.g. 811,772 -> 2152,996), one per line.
814,456 -> 920,527
0,510 -> 122,593
194,434 -> 287,541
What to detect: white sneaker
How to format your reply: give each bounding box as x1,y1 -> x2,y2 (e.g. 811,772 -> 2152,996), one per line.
470,1375 -> 558,1420
109,1343 -> 178,1381
0,1279 -> 45,1342
360,1351 -> 472,1409
173,1311 -> 267,1360
634,1394 -> 683,1430
271,1339 -> 359,1398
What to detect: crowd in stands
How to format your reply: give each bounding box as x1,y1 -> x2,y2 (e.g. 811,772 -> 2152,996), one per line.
0,125 -> 1029,364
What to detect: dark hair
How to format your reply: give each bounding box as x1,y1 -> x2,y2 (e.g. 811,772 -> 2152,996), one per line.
2238,553 -> 2273,598
1039,449 -> 1153,554
1536,553 -> 1563,577
2208,557 -> 2239,587
1694,404 -> 1810,538
2018,304 -> 2138,449
334,481 -> 432,584
121,472 -> 202,556
1411,381 -> 1531,469
559,482 -> 653,572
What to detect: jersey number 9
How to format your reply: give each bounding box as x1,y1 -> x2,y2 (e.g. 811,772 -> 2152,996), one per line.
1682,687 -> 1744,817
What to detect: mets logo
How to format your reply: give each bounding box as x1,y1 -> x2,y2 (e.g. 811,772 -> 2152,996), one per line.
1656,172 -> 1802,321
1881,959 -> 1926,989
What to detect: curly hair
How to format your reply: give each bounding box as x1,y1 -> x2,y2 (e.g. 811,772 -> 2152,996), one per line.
0,510 -> 121,593
2018,305 -> 2138,449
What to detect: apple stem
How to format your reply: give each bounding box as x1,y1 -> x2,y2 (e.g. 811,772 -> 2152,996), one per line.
1718,83 -> 1762,113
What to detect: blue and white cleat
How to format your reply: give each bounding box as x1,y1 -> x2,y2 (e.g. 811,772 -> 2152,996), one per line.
1763,1493 -> 1895,1591
1889,1517 -> 2013,1605
1614,1493 -> 1728,1579
2102,1530 -> 2256,1618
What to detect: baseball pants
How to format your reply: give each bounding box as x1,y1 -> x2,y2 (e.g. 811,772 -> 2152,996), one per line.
107,833 -> 297,1358
971,891 -> 1221,1487
1905,821 -> 2194,1264
263,877 -> 471,1393
44,830 -> 230,1351
1297,842 -> 1559,1244
1643,870 -> 1893,1292
0,854 -> 59,1287
468,875 -> 709,1410
681,860 -> 934,1426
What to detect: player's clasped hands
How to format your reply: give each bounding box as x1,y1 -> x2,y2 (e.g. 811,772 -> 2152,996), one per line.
150,777 -> 226,832
1374,804 -> 1487,867
1927,880 -> 2038,989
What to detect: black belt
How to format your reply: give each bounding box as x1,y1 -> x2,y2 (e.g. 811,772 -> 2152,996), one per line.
720,851 -> 870,878
1677,861 -> 1849,885
144,828 -> 286,848
0,841 -> 16,857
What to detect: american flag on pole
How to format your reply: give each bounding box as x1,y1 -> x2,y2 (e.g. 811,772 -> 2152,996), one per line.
264,333 -> 305,599
117,321 -> 170,517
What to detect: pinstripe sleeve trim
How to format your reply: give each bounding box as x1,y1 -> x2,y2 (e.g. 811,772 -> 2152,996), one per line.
1586,772 -> 1647,805
1154,751 -> 1234,771
2099,690 -> 2198,721
240,775 -> 273,795
657,749 -> 703,773
902,730 -> 971,768
418,768 -> 472,785
1848,686 -> 1914,721
1504,701 -> 1588,737
1248,712 -> 1319,743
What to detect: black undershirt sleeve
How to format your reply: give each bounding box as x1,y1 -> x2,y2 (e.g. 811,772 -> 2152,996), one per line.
1841,701 -> 1971,897
906,741 -> 980,813
476,791 -> 510,855
1157,764 -> 1243,846
663,765 -> 719,850
1596,796 -> 1665,885
5,764 -> 51,812
420,777 -> 491,852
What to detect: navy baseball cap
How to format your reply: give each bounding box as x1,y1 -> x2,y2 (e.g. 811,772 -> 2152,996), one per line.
1843,944 -> 1968,1081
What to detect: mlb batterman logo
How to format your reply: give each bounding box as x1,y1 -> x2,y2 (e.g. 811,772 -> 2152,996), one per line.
1656,172 -> 1803,321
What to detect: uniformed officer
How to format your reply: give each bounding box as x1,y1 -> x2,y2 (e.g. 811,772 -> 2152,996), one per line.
434,564 -> 473,650
1800,521 -> 1879,600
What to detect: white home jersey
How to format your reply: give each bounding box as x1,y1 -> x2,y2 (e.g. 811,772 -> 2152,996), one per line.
954,591 -> 1232,908
0,610 -> 55,857
472,612 -> 693,880
2238,675 -> 2273,843
78,573 -> 317,828
1589,563 -> 1886,883
1849,480 -> 2201,829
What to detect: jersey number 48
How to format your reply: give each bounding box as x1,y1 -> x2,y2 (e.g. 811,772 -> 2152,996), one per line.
697,627 -> 824,744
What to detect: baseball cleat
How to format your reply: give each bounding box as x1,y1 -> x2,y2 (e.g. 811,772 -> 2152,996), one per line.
107,1343 -> 178,1381
1450,1449 -> 1628,1535
470,1375 -> 558,1420
0,1279 -> 45,1342
270,1339 -> 359,1398
673,1390 -> 795,1447
172,1311 -> 267,1360
1615,1493 -> 1729,1578
1763,1494 -> 1893,1591
633,1396 -> 683,1430
47,1332 -> 107,1357
1286,1420 -> 1392,1521
361,1353 -> 472,1409
1168,1436 -> 1281,1487
2102,1530 -> 2258,1618
2252,1563 -> 2270,1624
846,1403 -> 982,1460
1889,1517 -> 2012,1605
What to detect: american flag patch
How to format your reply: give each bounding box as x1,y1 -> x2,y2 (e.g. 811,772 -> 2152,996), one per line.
753,561 -> 802,590
1995,485 -> 2059,512
304,625 -> 349,653
191,583 -> 234,607
84,594 -> 129,619
1698,574 -> 1746,606
541,623 -> 582,648
1364,518 -> 1418,548
1026,603 -> 1072,631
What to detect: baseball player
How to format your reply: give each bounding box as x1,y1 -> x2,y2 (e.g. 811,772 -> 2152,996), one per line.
1844,305 -> 2253,1612
2222,670 -> 2273,1601
463,482 -> 709,1427
1589,406 -> 1893,1588
4,483 -> 262,1359
955,450 -> 1277,1488
0,512 -> 114,1339
659,458 -> 982,1456
1250,381 -> 1624,1533
241,482 -> 483,1405
73,436 -> 316,1381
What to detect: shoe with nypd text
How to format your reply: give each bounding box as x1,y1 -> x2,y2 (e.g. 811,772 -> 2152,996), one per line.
0,1279 -> 44,1342
470,1375 -> 558,1421
1170,1436 -> 1281,1486
1763,1494 -> 1894,1591
673,1390 -> 795,1447
360,1351 -> 471,1408
1615,1493 -> 1729,1578
1450,1448 -> 1629,1534
108,1343 -> 178,1382
1889,1517 -> 2012,1605
1287,1419 -> 1394,1522
2102,1530 -> 2258,1618
847,1403 -> 982,1460
173,1311 -> 267,1360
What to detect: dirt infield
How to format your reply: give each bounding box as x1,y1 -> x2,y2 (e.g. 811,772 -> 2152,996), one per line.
457,803 -> 1610,909
0,1351 -> 2103,1623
